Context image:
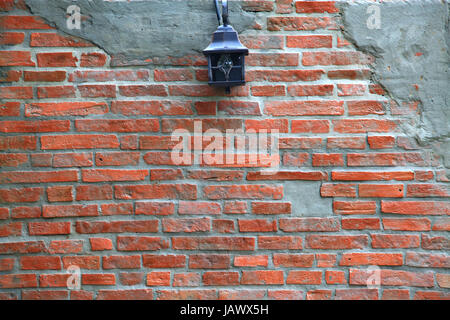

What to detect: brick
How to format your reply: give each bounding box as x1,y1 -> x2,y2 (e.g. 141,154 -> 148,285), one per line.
0,187 -> 42,203
307,290 -> 332,300
234,255 -> 268,267
0,101 -> 20,116
103,256 -> 141,269
248,70 -> 324,82
0,136 -> 36,150
371,234 -> 420,248
359,184 -> 404,198
117,236 -> 169,251
303,51 -> 373,66
162,218 -> 210,233
53,153 -> 93,167
120,272 -> 144,286
238,219 -> 277,232
342,218 -> 380,230
20,256 -> 61,270
288,84 -> 333,96
0,241 -> 46,255
406,184 -> 449,197
0,86 -> 33,99
90,238 -> 113,251
47,186 -> 73,202
119,85 -> 167,97
321,184 -> 357,197
0,153 -> 28,167
173,273 -> 200,287
295,1 -> 338,13
306,235 -> 368,249
381,201 -> 450,215
42,135 -> 119,150
348,153 -> 426,167
49,240 -> 83,254
0,16 -> 52,29
313,153 -> 344,166
0,222 -> 21,237
332,171 -> 414,181
241,270 -> 284,285
266,100 -> 343,116
82,274 -> 115,286
115,184 -> 197,200
339,253 -> 403,266
0,70 -> 21,82
37,52 -> 77,67
267,17 -> 336,31
37,86 -> 76,98
24,71 -> 66,82
101,203 -> 133,216
325,271 -> 346,285
405,252 -> 449,268
43,205 -> 98,218
0,274 -> 37,289
219,101 -> 261,116
97,289 -> 153,300
382,218 -> 431,231
333,119 -> 396,133
30,33 -> 93,47
348,101 -> 385,115
349,269 -> 433,288
28,222 -> 70,235
286,271 -> 321,285
156,290 -> 215,300
189,254 -> 230,269
287,35 -> 332,48
147,272 -> 170,286
279,217 -> 339,232
78,85 -> 116,98
251,85 -> 285,96
143,255 -> 185,268
328,69 -> 370,80
135,202 -> 175,216
80,52 -> 107,67
76,220 -> 158,234
0,32 -> 24,45
242,0 -> 274,12
0,51 -> 34,66
76,185 -> 113,201
273,254 -> 314,268
203,272 -> 239,286
173,237 -> 255,251
112,100 -> 193,116
291,120 -> 330,133
26,102 -> 107,116
258,236 -> 302,250
247,53 -> 298,66
335,289 -> 378,300
382,289 -> 410,300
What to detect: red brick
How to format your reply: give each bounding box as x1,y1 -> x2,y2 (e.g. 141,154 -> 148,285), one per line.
203,272 -> 239,286
306,235 -> 368,249
234,255 -> 268,267
41,135 -> 119,150
291,120 -> 330,133
76,220 -> 158,234
173,273 -> 200,287
37,86 -> 76,98
303,51 -> 372,66
103,256 -> 141,269
49,240 -> 83,254
349,269 -> 433,288
333,119 -> 396,133
342,218 -> 380,230
383,218 -> 431,231
20,256 -> 61,270
135,202 -> 175,216
248,70 -> 324,82
348,100 -> 385,115
78,85 -> 116,98
371,234 -> 420,248
0,136 -> 36,150
76,185 -> 113,201
47,186 -> 73,202
321,183 -> 357,197
97,289 -> 153,300
0,32 -> 24,45
0,86 -> 32,99
279,217 -> 339,232
359,184 -> 404,198
82,274 -> 115,286
28,222 -> 70,235
325,271 -> 346,284
295,1 -> 338,13
30,33 -> 93,47
119,85 -> 167,97
0,274 -> 37,289
43,205 -> 98,218
147,272 -> 170,286
0,187 -> 42,203
90,238 -> 113,251
406,184 -> 449,197
267,17 -> 336,31
266,100 -> 343,116
273,254 -> 314,267
115,184 -> 197,200
173,237 -> 255,251
117,236 -> 169,251
381,201 -> 450,215
80,52 -> 107,67
162,218 -> 210,233
287,271 -> 321,285
26,102 -> 107,116
332,171 -> 414,181
0,51 -> 34,66
241,270 -> 284,285
258,236 -> 302,250
339,253 -> 403,266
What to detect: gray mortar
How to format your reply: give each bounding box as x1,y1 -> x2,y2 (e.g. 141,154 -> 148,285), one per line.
25,0 -> 256,66
337,0 -> 450,173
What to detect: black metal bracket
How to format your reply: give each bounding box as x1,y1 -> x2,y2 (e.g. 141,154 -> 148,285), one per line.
214,0 -> 229,26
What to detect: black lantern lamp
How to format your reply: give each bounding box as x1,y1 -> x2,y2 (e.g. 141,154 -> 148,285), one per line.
203,0 -> 249,94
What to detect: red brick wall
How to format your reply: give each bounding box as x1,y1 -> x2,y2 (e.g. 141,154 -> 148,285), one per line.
0,0 -> 448,300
